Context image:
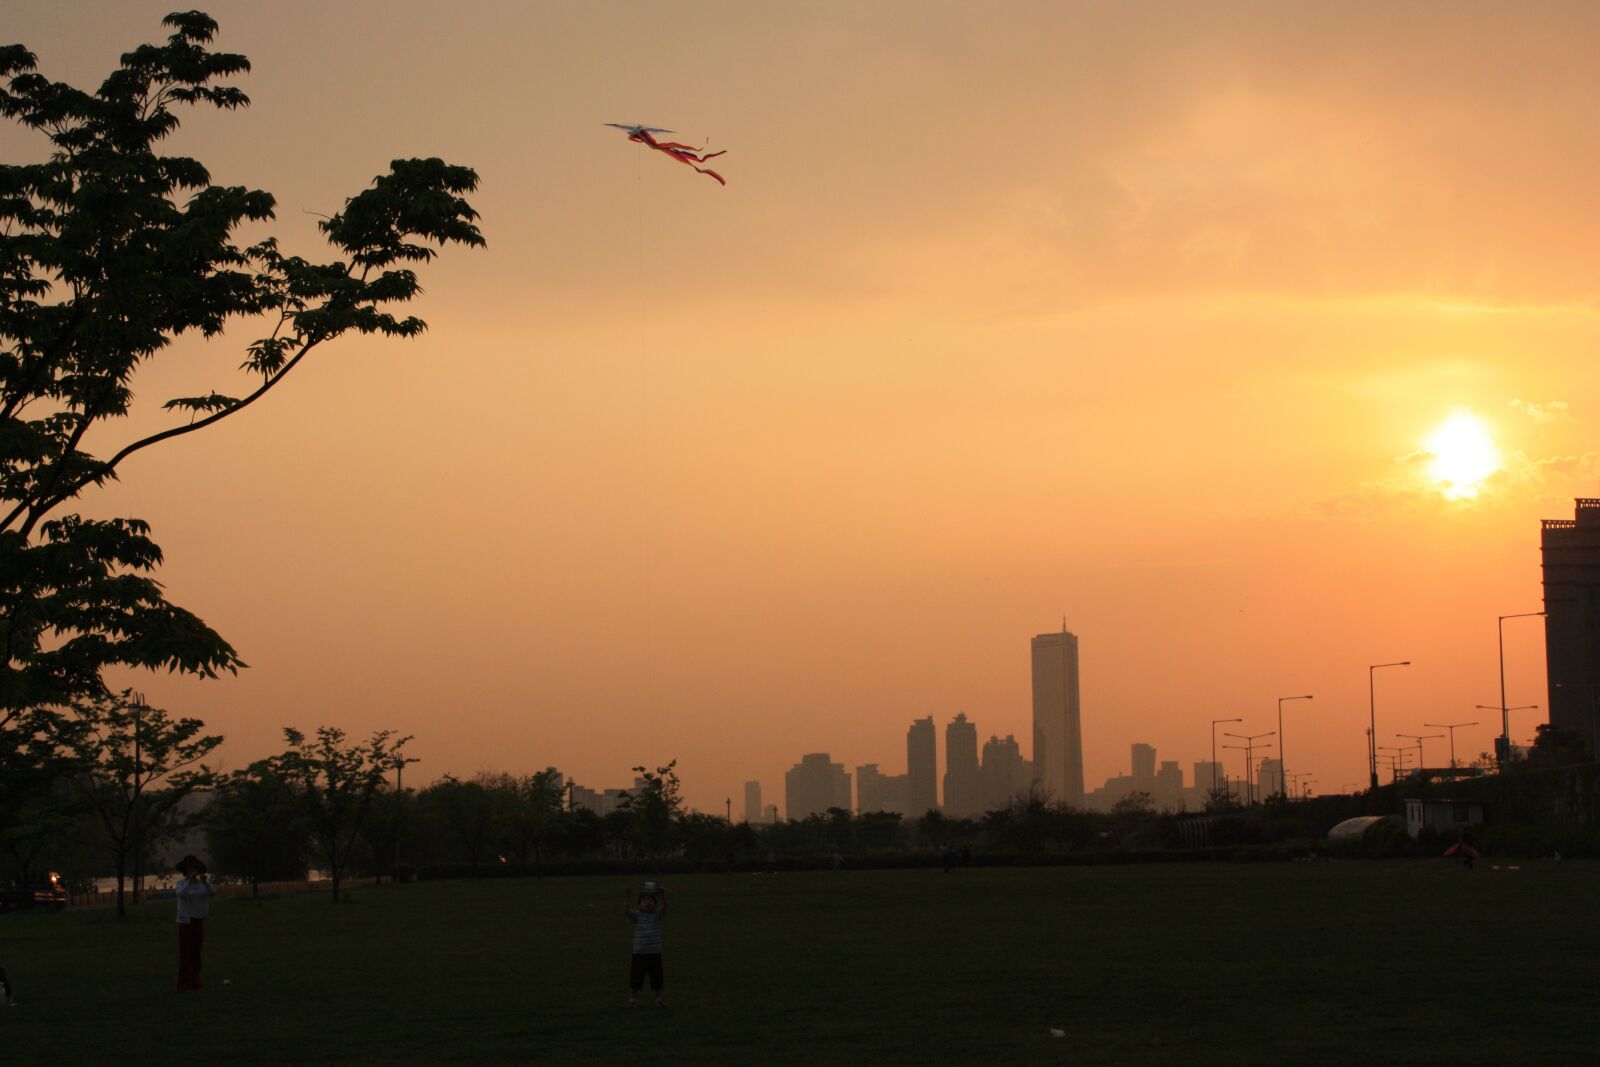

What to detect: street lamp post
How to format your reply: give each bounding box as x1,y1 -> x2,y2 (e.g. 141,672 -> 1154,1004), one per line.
1368,662 -> 1411,790
1479,704 -> 1539,765
1277,694 -> 1313,800
1221,744 -> 1248,804
1497,612 -> 1545,768
1210,718 -> 1243,799
1224,731 -> 1276,804
1396,732 -> 1444,776
1378,746 -> 1411,785
1425,720 -> 1479,769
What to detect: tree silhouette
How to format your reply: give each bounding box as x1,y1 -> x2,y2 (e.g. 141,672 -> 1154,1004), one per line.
279,726 -> 409,902
61,690 -> 220,916
0,13 -> 482,741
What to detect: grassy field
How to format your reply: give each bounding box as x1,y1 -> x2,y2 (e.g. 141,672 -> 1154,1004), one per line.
3,861 -> 1595,1065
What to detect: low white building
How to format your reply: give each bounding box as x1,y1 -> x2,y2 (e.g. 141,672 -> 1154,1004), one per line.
1404,798 -> 1485,840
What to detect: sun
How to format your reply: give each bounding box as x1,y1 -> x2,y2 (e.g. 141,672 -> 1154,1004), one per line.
1424,412 -> 1500,499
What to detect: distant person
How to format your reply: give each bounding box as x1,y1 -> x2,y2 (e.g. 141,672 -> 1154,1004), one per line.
831,848 -> 844,873
0,965 -> 14,1006
939,844 -> 955,874
174,854 -> 217,992
1442,830 -> 1480,871
623,882 -> 668,1007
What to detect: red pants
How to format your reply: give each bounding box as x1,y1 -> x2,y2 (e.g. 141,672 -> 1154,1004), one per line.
177,919 -> 206,991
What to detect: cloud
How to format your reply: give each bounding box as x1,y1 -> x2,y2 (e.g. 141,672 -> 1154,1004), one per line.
1280,448 -> 1600,521
1510,399 -> 1577,424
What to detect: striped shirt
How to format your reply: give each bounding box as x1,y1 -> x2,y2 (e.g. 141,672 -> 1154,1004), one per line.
628,908 -> 665,954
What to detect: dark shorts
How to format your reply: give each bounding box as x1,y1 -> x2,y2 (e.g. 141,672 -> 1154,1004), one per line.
629,953 -> 664,992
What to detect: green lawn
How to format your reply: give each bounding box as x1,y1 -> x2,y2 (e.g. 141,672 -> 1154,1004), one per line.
3,861 -> 1594,1065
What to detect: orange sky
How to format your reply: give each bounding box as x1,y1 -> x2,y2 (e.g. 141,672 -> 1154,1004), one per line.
8,2 -> 1598,810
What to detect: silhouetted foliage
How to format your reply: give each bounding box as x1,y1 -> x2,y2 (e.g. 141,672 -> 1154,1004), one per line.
278,726 -> 409,902
626,762 -> 683,862
205,755 -> 309,894
59,691 -> 220,916
1526,723 -> 1590,768
0,12 -> 482,749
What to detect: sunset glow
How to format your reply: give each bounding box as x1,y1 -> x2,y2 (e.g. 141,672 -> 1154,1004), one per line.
5,2 -> 1589,815
1424,413 -> 1501,499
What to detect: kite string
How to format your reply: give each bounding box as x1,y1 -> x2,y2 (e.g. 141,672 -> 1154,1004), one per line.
635,140 -> 656,760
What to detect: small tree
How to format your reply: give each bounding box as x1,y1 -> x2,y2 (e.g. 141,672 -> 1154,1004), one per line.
496,770 -> 565,872
205,755 -> 308,896
62,691 -> 220,916
420,774 -> 500,872
279,726 -> 408,902
627,761 -> 683,862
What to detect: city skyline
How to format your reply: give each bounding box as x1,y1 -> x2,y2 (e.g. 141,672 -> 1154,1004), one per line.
7,3 -> 1585,814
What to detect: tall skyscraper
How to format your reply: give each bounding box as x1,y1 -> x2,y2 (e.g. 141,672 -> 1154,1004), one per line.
1032,628 -> 1085,806
1542,498 -> 1600,750
743,780 -> 763,823
942,713 -> 981,817
906,716 -> 938,815
980,733 -> 1028,811
784,753 -> 852,820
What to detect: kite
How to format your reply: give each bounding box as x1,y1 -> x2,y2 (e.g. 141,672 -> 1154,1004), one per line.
606,123 -> 727,186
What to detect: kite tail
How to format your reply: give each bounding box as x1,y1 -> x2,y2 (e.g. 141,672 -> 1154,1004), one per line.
694,164 -> 726,186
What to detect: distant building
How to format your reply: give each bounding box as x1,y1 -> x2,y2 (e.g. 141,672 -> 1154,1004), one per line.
981,734 -> 1029,811
906,716 -> 939,816
1154,761 -> 1184,810
784,753 -> 852,820
856,763 -> 909,814
570,783 -> 631,817
1193,761 -> 1224,800
1258,758 -> 1284,800
943,713 -> 982,817
743,780 -> 763,823
762,803 -> 779,824
1542,498 -> 1600,753
1032,629 -> 1085,806
1131,743 -> 1156,781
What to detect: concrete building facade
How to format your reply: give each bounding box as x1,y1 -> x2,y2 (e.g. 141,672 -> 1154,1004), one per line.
942,713 -> 982,817
981,734 -> 1029,811
906,716 -> 939,816
1542,498 -> 1600,753
784,753 -> 852,820
856,763 -> 910,814
743,780 -> 763,823
1032,629 -> 1086,806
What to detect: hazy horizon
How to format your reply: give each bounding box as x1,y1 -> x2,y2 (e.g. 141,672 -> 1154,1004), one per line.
7,1 -> 1593,811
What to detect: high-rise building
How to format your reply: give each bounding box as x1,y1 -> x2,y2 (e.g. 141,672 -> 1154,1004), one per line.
762,803 -> 779,824
907,716 -> 938,816
1155,761 -> 1184,810
1131,743 -> 1157,781
980,734 -> 1029,811
1193,761 -> 1223,798
943,713 -> 981,817
743,780 -> 763,823
1032,629 -> 1085,806
1542,499 -> 1600,752
856,763 -> 909,814
784,753 -> 852,820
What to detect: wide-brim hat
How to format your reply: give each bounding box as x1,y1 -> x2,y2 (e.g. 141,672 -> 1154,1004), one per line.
175,854 -> 207,875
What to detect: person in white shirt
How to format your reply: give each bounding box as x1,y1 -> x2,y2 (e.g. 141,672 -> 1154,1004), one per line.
174,855 -> 217,992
